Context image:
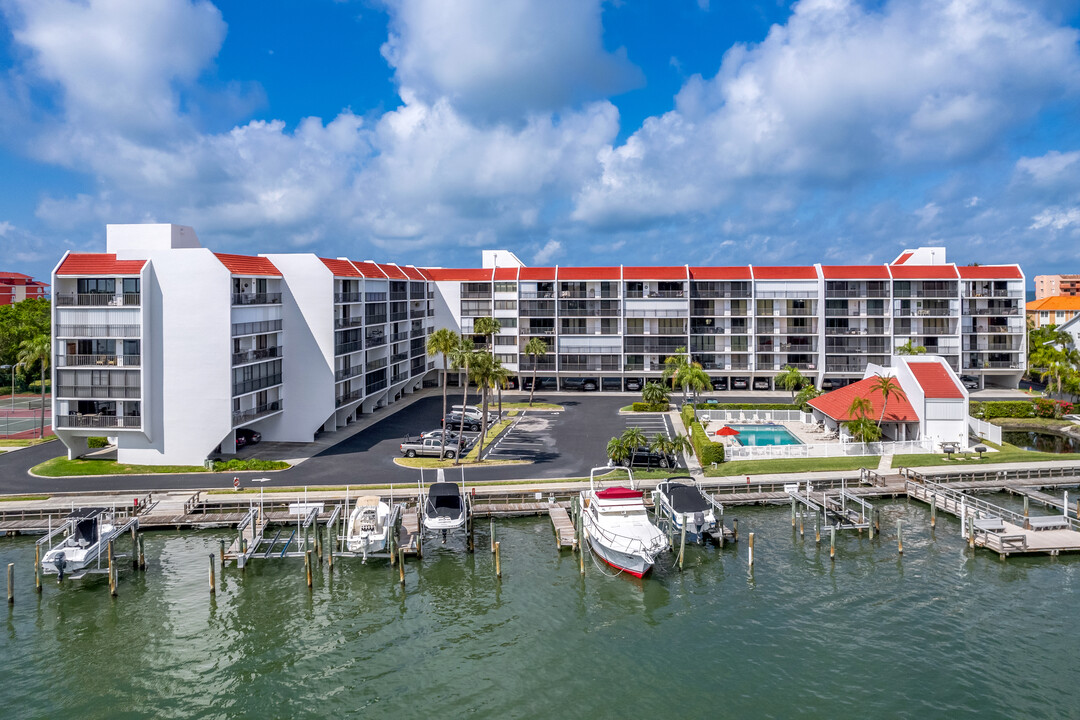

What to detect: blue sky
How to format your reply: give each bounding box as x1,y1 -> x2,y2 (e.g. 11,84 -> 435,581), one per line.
2,0 -> 1080,283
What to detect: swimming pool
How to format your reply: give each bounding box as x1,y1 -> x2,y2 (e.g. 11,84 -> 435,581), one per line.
728,424 -> 803,446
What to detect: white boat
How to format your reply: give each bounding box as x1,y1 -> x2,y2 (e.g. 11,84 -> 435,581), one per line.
653,477 -> 721,544
345,495 -> 399,559
39,507 -> 132,581
580,467 -> 668,577
420,469 -> 471,544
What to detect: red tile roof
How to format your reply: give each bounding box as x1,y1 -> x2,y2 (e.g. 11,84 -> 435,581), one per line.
518,267 -> 557,281
214,253 -> 282,276
688,266 -> 752,280
56,253 -> 147,276
400,265 -> 426,281
377,263 -> 408,280
808,377 -> 920,422
622,266 -> 687,280
492,267 -> 519,281
423,268 -> 493,281
1027,296 -> 1080,312
320,258 -> 361,277
957,265 -> 1023,280
821,265 -> 891,279
350,261 -> 385,278
557,266 -> 621,280
0,272 -> 32,279
752,266 -> 818,280
893,251 -> 914,265
888,265 -> 959,279
907,361 -> 964,399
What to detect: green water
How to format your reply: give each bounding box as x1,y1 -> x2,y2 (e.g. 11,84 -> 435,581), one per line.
3,499 -> 1080,719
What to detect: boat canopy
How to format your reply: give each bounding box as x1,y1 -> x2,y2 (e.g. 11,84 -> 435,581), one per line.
426,482 -> 463,518
663,482 -> 710,513
596,487 -> 643,500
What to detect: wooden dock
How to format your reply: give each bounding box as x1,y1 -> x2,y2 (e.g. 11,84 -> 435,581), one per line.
1005,486 -> 1076,515
547,506 -> 576,550
398,508 -> 420,555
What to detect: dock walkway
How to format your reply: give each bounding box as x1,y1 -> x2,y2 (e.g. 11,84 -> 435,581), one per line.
547,506 -> 577,550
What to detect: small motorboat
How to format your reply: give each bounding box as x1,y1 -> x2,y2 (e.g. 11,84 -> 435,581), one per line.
420,469 -> 471,544
40,507 -> 128,581
580,467 -> 668,577
345,495 -> 399,559
653,477 -> 721,544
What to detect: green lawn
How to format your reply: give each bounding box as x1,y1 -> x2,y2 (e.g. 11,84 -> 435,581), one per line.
989,417 -> 1077,431
0,437 -> 56,448
31,456 -> 290,477
705,456 -> 881,477
0,494 -> 50,502
500,402 -> 563,411
393,457 -> 529,469
893,440 -> 1080,468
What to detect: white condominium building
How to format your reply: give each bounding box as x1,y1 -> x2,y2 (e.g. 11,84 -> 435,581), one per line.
51,226 -> 1024,466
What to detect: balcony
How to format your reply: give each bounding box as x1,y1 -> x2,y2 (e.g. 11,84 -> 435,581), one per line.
389,311 -> 409,322
391,352 -> 409,364
56,292 -> 141,307
232,374 -> 282,396
391,372 -> 410,384
893,307 -> 954,317
521,327 -> 556,335
518,359 -> 557,371
335,317 -> 364,330
366,357 -> 388,370
335,365 -> 364,382
232,401 -> 282,426
365,314 -> 388,325
366,379 -> 388,394
56,385 -> 141,399
56,415 -> 141,429
390,291 -> 408,301
411,308 -> 426,319
365,293 -> 386,302
625,290 -> 685,299
335,291 -> 363,303
520,291 -> 555,299
825,288 -> 890,298
232,346 -> 283,366
826,363 -> 870,373
232,292 -> 282,305
964,360 -> 1022,369
963,306 -> 1020,316
335,340 -> 363,355
233,319 -> 282,336
388,331 -> 410,343
335,389 -> 364,407
962,289 -> 1023,298
756,291 -> 818,299
365,335 -> 387,348
56,324 -> 140,338
560,361 -> 621,371
57,354 -> 141,368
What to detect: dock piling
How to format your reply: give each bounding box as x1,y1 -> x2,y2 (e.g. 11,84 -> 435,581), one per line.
733,517 -> 738,542
791,497 -> 796,527
208,554 -> 216,595
398,549 -> 405,586
7,562 -> 12,604
328,522 -> 334,573
490,517 -> 496,553
830,526 -> 836,561
219,539 -> 225,567
305,550 -> 312,588
495,541 -> 502,579
108,540 -> 117,597
34,544 -> 41,593
748,532 -> 754,568
678,520 -> 686,571
897,520 -> 903,555
138,534 -> 146,571
131,525 -> 139,570
815,511 -> 820,544
930,495 -> 937,528
799,509 -> 804,537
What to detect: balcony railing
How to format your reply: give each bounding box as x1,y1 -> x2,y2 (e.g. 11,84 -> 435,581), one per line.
366,379 -> 388,394
335,340 -> 363,355
56,324 -> 140,338
232,401 -> 282,426
963,307 -> 1020,316
826,363 -> 870,373
825,288 -> 890,298
756,291 -> 817,299
518,360 -> 557,371
521,327 -> 556,335
461,291 -> 492,299
335,365 -> 364,381
57,354 -> 141,367
388,332 -> 410,343
365,314 -> 388,325
391,373 -> 410,384
520,291 -> 555,299
233,319 -> 282,336
232,374 -> 282,396
56,385 -> 141,399
366,357 -> 388,371
56,292 -> 141,307
232,292 -> 282,305
335,291 -> 363,303
56,415 -> 141,429
365,335 -> 387,348
389,311 -> 409,322
232,346 -> 283,366
390,291 -> 408,301
894,308 -> 954,317
964,361 -> 1023,369
391,352 -> 409,364
625,290 -> 685,299
560,361 -> 621,371
893,289 -> 957,298
963,289 -> 1024,298
335,317 -> 364,330
335,389 -> 364,407
411,309 -> 427,319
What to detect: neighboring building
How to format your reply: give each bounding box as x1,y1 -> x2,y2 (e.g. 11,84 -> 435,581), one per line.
1034,274 -> 1080,300
1056,313 -> 1080,350
0,272 -> 48,305
51,226 -> 1025,465
808,355 -> 970,449
51,224 -> 435,465
1026,296 -> 1080,329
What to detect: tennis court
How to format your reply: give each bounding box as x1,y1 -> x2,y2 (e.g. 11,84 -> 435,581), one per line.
0,395 -> 52,437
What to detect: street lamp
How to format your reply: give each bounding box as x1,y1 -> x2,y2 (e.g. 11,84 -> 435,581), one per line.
252,477 -> 271,523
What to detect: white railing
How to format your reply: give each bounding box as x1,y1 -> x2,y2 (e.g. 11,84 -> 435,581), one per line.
700,409 -> 814,424
967,416 -> 1002,445
726,439 -> 933,460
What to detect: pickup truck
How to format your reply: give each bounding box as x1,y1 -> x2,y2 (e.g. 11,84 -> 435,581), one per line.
400,435 -> 463,459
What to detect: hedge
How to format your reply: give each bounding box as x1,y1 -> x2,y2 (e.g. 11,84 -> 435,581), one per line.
87,437 -> 109,449
969,400 -> 1074,420
692,402 -> 799,410
689,420 -> 725,465
631,402 -> 670,412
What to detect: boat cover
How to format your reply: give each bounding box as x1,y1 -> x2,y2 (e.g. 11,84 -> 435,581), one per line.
426,482 -> 463,518
663,483 -> 710,513
596,487 -> 643,500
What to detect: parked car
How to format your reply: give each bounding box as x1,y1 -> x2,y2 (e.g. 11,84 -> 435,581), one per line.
452,404 -> 500,423
625,378 -> 642,392
420,429 -> 460,443
235,428 -> 261,448
960,375 -> 979,391
522,377 -> 557,391
709,376 -> 728,391
442,412 -> 481,432
731,377 -> 749,390
618,446 -> 678,470
583,380 -> 598,391
562,378 -> 586,391
752,378 -> 771,391
400,435 -> 462,459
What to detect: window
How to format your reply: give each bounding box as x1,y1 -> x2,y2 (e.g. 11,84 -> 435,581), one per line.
494,335 -> 517,346
494,282 -> 516,293
77,278 -> 115,294
498,317 -> 517,328
496,354 -> 516,363
494,300 -> 517,310
122,278 -> 140,294
460,300 -> 492,316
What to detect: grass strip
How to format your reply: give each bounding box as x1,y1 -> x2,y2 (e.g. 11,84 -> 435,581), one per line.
0,494 -> 50,502
706,456 -> 880,477
0,438 -> 56,448
31,456 -> 290,477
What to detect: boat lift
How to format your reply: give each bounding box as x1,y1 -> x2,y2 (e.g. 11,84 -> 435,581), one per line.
786,480 -> 873,533
223,490 -> 338,568
330,485 -> 404,562
36,512 -> 141,581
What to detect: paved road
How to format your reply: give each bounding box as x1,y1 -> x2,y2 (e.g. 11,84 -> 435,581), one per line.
0,394 -> 649,493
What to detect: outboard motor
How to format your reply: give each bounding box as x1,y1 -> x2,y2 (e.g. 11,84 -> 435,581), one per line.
693,512 -> 705,534
55,552 -> 66,583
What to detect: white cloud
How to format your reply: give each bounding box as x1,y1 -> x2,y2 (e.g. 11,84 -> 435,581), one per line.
380,0 -> 642,119
1030,207 -> 1080,231
532,238 -> 563,264
1016,150 -> 1080,185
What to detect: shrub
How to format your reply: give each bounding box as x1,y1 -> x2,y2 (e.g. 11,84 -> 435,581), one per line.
211,458 -> 290,472
87,437 -> 109,449
970,400 -> 1036,420
1034,398 -> 1057,419
692,402 -> 799,411
631,402 -> 669,412
689,420 -> 725,465
680,403 -> 696,431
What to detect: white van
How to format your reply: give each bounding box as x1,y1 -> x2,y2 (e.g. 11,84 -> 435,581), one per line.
453,405 -> 500,422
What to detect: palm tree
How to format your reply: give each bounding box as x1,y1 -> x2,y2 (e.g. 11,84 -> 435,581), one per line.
491,361 -> 510,418
606,435 -> 630,466
449,337 -> 475,454
683,365 -> 712,412
775,365 -> 806,401
668,433 -> 692,462
427,328 -> 460,460
641,381 -> 668,406
848,395 -> 873,421
846,415 -> 882,443
896,339 -> 926,356
868,373 -> 906,428
523,337 -> 548,406
662,346 -> 690,395
621,426 -> 647,454
794,385 -> 821,412
473,316 -> 501,357
16,334 -> 50,438
467,351 -> 498,461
